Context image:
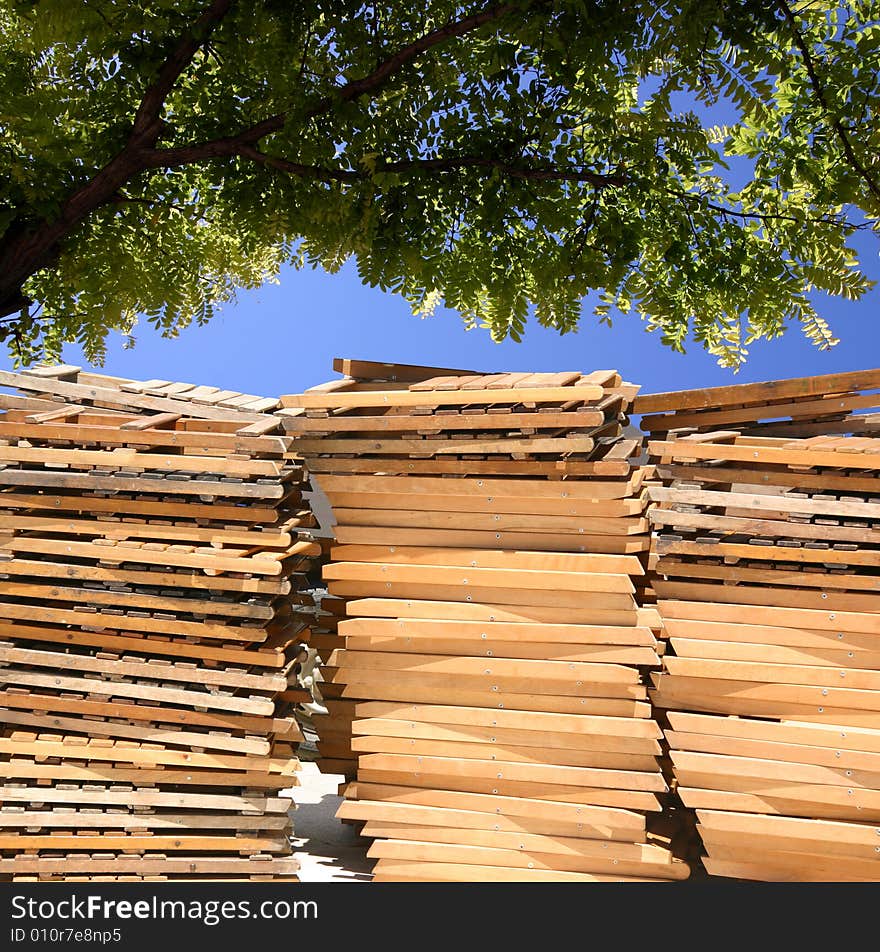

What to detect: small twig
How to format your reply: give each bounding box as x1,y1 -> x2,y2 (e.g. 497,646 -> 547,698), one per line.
776,0 -> 880,206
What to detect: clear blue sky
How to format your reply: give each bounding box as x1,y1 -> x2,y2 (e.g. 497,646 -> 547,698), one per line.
3,233 -> 877,398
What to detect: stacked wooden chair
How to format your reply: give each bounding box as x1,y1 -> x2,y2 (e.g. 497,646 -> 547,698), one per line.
638,368 -> 880,880
278,359 -> 690,882
0,365 -> 318,881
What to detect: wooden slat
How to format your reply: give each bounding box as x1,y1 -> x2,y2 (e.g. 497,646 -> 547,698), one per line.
634,367 -> 880,414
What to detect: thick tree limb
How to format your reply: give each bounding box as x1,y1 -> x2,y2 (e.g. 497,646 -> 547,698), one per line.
0,0 -> 235,317
148,1 -> 525,166
130,0 -> 235,142
776,0 -> 880,206
0,0 -> 527,319
323,2 -> 521,107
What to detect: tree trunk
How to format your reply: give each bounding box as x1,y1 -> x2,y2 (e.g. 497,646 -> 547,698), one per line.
0,141 -> 159,321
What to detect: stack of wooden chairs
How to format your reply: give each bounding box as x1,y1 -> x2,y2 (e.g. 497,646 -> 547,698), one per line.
9,356 -> 876,882
0,365 -> 318,881
638,368 -> 880,881
279,359 -> 690,882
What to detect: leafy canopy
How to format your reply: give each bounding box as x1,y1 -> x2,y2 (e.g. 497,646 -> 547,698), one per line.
0,0 -> 878,366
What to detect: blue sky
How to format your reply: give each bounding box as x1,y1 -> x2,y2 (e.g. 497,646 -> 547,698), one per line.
9,229 -> 875,401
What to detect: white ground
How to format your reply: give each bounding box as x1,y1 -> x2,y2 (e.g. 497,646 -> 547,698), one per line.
286,761 -> 373,882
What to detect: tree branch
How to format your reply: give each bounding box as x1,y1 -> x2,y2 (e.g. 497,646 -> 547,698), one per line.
776,0 -> 880,206
669,188 -> 862,229
148,142 -> 626,188
236,145 -> 359,181
324,2 -> 521,108
0,0 -> 235,311
130,0 -> 235,143
379,156 -> 625,186
108,192 -> 201,214
147,1 -> 528,168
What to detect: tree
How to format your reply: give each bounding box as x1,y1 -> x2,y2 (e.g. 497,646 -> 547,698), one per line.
0,0 -> 877,367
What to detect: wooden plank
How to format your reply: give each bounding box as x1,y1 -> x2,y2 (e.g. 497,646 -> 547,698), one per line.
21,364 -> 82,378
677,786 -> 880,823
0,834 -> 288,852
0,581 -> 277,622
0,669 -> 275,715
333,525 -> 650,554
641,392 -> 880,432
648,436 -> 880,471
292,436 -> 597,456
667,711 -> 880,754
0,643 -> 286,692
634,368 -> 880,414
329,545 -> 645,575
334,649 -> 639,684
352,703 -> 661,739
0,689 -> 294,734
304,456 -> 633,477
280,384 -> 605,409
284,409 -> 606,433
0,467 -> 288,499
325,489 -> 644,517
0,785 -> 290,812
361,823 -> 667,863
671,748 -> 880,790
0,709 -> 272,755
652,559 -> 880,597
328,581 -> 636,611
656,462 -> 880,495
346,781 -> 645,828
346,596 -> 657,628
24,404 -> 83,424
324,561 -> 635,594
370,860 -> 658,882
0,857 -> 299,874
0,812 -> 290,830
315,472 -> 644,499
0,736 -> 296,775
0,556 -> 289,595
658,598 -> 880,634
661,618 -> 880,653
337,800 -> 636,840
654,581 -> 880,615
332,508 -> 647,535
649,508 -> 880,547
335,680 -> 648,717
344,636 -> 657,665
0,419 -> 289,455
332,359 -> 478,381
0,598 -> 277,641
366,840 -> 685,879
0,512 -> 291,546
0,490 -> 284,524
350,735 -> 657,771
667,729 -> 880,772
0,444 -> 281,477
0,537 -> 286,577
650,485 -> 880,521
120,412 -> 182,431
0,370 -> 271,421
353,717 -> 660,753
